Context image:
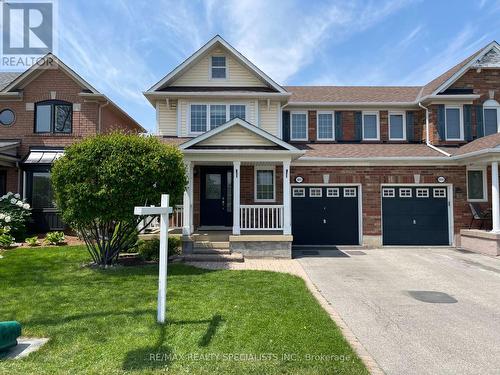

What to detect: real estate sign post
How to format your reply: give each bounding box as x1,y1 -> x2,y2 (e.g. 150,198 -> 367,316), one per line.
134,194 -> 171,323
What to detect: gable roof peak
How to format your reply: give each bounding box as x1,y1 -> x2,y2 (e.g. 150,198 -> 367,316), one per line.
146,34 -> 287,94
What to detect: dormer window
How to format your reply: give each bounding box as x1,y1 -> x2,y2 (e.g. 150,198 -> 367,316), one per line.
211,56 -> 227,79
35,100 -> 72,134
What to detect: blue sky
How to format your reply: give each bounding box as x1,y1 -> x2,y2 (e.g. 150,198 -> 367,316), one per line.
56,0 -> 500,132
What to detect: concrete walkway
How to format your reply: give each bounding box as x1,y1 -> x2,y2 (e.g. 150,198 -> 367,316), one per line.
297,247 -> 500,375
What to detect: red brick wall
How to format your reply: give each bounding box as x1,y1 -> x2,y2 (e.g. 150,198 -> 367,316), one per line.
291,165 -> 472,239
0,167 -> 19,193
340,111 -> 356,141
380,110 -> 388,141
307,110 -> 316,142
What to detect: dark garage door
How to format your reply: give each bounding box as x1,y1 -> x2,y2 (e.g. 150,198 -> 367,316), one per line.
292,186 -> 359,245
382,186 -> 449,246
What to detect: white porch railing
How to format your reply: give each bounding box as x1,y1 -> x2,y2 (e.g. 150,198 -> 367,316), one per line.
140,205 -> 183,232
240,205 -> 284,231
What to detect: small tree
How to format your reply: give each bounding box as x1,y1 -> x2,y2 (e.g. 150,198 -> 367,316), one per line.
51,133 -> 187,267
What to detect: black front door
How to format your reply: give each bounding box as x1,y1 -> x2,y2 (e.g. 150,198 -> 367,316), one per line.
200,167 -> 233,227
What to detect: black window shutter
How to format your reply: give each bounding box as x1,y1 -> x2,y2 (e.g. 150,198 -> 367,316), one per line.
282,111 -> 290,142
334,111 -> 343,141
476,105 -> 484,138
354,111 -> 362,141
437,105 -> 445,140
464,104 -> 472,141
406,111 -> 414,142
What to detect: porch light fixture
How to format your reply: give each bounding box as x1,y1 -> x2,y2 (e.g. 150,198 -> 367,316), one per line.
295,176 -> 303,183
437,176 -> 446,183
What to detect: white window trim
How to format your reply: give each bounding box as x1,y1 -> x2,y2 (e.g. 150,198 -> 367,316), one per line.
433,188 -> 447,198
362,111 -> 380,141
382,188 -> 395,198
327,187 -> 339,197
309,187 -> 323,197
444,105 -> 464,141
388,111 -> 406,141
466,166 -> 488,202
290,111 -> 308,141
399,188 -> 412,198
416,188 -> 429,198
209,55 -> 228,80
292,187 -> 305,197
316,111 -> 335,141
254,166 -> 276,202
188,103 -> 248,135
483,101 -> 500,135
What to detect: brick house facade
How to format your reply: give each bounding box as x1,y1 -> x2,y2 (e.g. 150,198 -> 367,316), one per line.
142,36 -> 500,257
0,55 -> 143,231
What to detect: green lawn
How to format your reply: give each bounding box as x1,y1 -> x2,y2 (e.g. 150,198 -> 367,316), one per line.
0,246 -> 368,375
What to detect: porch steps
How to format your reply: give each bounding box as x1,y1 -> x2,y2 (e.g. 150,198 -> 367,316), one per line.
192,248 -> 231,255
193,241 -> 230,249
180,252 -> 244,263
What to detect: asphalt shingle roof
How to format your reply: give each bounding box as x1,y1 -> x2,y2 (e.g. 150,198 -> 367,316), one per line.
0,72 -> 20,90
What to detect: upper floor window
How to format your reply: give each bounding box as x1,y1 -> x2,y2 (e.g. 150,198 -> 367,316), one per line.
483,99 -> 499,136
362,111 -> 379,140
211,56 -> 227,79
189,103 -> 246,134
35,100 -> 72,134
445,105 -> 463,141
389,111 -> 405,140
290,112 -> 307,141
317,111 -> 334,140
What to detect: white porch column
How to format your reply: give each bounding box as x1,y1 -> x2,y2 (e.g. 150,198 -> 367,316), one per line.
182,161 -> 194,235
492,161 -> 500,233
283,160 -> 291,235
233,161 -> 241,235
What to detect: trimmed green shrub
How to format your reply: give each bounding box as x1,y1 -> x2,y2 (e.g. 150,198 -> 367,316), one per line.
25,236 -> 39,247
51,133 -> 187,267
137,235 -> 182,261
45,231 -> 65,245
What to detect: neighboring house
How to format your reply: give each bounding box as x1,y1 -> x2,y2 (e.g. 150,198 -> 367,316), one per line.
0,54 -> 144,231
144,35 -> 500,257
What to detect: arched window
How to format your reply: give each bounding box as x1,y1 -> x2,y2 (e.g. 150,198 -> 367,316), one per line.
483,99 -> 500,136
35,100 -> 73,134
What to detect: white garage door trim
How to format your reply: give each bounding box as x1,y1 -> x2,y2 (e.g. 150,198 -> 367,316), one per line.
380,183 -> 454,246
291,183 -> 363,245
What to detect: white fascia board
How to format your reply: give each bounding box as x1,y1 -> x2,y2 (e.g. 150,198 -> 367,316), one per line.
286,101 -> 418,107
144,91 -> 290,98
419,94 -> 480,103
431,42 -> 500,95
183,152 -> 298,163
147,35 -> 287,93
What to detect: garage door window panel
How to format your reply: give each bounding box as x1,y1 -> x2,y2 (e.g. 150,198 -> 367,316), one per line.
327,188 -> 339,197
344,188 -> 357,197
416,188 -> 429,198
382,188 -> 395,198
293,188 -> 305,197
433,188 -> 446,198
399,188 -> 412,198
309,188 -> 322,197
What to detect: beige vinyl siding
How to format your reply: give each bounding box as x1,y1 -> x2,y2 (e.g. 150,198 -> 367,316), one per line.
157,101 -> 177,136
179,99 -> 256,137
171,48 -> 266,87
198,125 -> 275,146
259,100 -> 280,136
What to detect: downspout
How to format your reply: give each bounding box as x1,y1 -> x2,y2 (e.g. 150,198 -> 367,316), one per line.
98,101 -> 110,134
418,101 -> 451,157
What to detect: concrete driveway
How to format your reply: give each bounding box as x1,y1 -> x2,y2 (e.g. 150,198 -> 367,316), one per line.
297,247 -> 500,375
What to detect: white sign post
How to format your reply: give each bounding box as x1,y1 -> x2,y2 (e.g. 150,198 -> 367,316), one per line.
134,194 -> 172,323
